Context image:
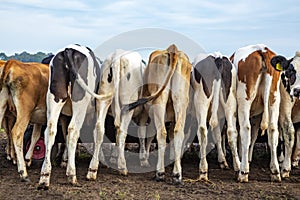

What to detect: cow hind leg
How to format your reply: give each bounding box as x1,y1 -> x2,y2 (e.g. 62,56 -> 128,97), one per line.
152,103 -> 168,182
25,124 -> 42,167
237,100 -> 252,183
11,115 -> 31,182
39,100 -> 65,190
280,121 -> 295,178
87,100 -> 111,181
171,103 -> 188,185
292,128 -> 300,168
138,113 -> 150,167
116,111 -> 134,176
212,125 -> 229,169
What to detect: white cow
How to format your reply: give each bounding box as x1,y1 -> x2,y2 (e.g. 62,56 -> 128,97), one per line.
86,49 -> 148,180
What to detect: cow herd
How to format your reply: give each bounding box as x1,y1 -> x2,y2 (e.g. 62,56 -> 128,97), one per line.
0,43 -> 300,190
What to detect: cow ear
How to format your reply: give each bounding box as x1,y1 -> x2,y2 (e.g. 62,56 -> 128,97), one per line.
270,55 -> 287,71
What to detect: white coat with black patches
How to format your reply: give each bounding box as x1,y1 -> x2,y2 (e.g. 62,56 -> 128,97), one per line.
38,44 -> 112,190
86,49 -> 148,180
191,52 -> 239,181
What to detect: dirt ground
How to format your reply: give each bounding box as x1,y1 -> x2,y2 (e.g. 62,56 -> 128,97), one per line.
0,133 -> 300,200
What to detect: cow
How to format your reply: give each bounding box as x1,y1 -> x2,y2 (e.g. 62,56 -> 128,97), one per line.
269,51 -> 300,172
85,49 -> 148,179
38,44 -> 113,190
0,56 -> 69,167
123,44 -> 192,184
231,44 -> 281,182
191,52 -> 239,181
0,59 -> 50,181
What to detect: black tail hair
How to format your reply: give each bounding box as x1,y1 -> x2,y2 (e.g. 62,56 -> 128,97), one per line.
122,98 -> 149,114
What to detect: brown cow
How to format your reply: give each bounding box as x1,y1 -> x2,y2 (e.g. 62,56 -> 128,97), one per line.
0,59 -> 50,181
123,44 -> 192,184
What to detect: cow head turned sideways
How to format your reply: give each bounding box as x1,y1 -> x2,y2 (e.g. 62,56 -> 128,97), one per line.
271,51 -> 300,98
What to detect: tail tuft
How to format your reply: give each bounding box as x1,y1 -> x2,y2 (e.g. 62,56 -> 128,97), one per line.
122,98 -> 148,114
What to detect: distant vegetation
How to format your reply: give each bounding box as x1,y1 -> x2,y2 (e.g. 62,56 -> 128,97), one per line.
0,51 -> 53,62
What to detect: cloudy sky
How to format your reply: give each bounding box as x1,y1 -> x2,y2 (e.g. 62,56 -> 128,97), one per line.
0,0 -> 299,58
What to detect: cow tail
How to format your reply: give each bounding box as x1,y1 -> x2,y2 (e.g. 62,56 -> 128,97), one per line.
122,47 -> 178,113
209,79 -> 221,129
0,60 -> 12,92
64,48 -> 113,100
113,57 -> 121,128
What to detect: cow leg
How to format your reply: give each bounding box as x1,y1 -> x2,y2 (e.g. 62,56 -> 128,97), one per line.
172,98 -> 188,185
2,116 -> 16,163
116,110 -> 134,175
11,113 -> 31,182
212,125 -> 229,169
87,99 -> 111,181
152,99 -> 168,182
25,124 -> 42,167
249,115 -> 261,163
292,128 -> 300,168
280,120 -> 294,178
193,86 -> 210,181
66,100 -> 90,185
237,100 -> 252,183
224,102 -> 240,172
39,98 -> 66,190
60,117 -> 69,168
268,104 -> 281,182
138,113 -> 150,167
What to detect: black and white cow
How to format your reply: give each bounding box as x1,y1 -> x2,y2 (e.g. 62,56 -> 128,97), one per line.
191,52 -> 239,181
38,44 -> 112,189
269,51 -> 300,176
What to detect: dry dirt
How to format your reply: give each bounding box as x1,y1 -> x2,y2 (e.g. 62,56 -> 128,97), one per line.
0,132 -> 300,200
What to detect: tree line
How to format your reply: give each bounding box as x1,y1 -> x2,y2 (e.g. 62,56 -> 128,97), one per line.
0,51 -> 53,63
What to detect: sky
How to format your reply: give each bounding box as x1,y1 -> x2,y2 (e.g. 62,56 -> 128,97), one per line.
0,0 -> 299,59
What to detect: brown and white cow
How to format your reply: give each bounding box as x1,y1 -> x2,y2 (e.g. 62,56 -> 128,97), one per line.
191,52 -> 239,180
231,44 -> 281,182
123,44 -> 191,184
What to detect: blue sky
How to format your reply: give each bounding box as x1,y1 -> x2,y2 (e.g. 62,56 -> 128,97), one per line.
0,0 -> 299,58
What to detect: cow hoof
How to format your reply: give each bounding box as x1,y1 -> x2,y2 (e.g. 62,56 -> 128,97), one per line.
237,172 -> 249,183
86,169 -> 98,181
270,173 -> 281,182
155,172 -> 165,182
140,160 -> 151,168
68,175 -> 78,185
6,155 -> 11,161
281,170 -> 290,178
25,159 -> 32,167
21,176 -> 31,183
199,172 -> 208,181
60,161 -> 67,168
38,182 -> 49,190
292,160 -> 299,168
219,162 -> 229,170
119,169 -> 128,176
172,173 -> 182,185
